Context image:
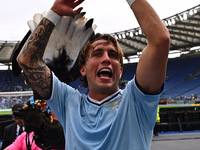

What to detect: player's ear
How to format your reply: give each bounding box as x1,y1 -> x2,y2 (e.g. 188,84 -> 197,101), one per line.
119,67 -> 123,79
80,65 -> 86,76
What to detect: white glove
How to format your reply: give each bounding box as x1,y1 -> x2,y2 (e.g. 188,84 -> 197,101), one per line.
27,11 -> 97,71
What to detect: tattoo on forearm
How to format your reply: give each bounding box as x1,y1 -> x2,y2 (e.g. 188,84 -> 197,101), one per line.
22,18 -> 54,66
21,63 -> 51,99
18,18 -> 55,99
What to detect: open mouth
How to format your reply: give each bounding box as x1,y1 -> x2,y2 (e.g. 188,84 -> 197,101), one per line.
97,68 -> 112,78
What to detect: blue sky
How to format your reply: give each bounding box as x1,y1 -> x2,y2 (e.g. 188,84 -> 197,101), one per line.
0,0 -> 199,41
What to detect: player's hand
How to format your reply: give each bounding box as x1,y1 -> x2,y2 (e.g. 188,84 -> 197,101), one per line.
51,0 -> 85,16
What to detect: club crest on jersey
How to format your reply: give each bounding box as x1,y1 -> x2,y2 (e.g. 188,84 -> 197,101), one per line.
105,99 -> 121,114
112,105 -> 119,114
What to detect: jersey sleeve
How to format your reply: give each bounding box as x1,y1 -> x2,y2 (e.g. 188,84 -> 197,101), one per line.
126,75 -> 162,129
46,72 -> 79,126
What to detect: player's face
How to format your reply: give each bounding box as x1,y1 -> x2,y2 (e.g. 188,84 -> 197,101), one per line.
80,39 -> 123,96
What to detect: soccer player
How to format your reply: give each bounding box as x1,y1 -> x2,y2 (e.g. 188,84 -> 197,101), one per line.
17,0 -> 170,149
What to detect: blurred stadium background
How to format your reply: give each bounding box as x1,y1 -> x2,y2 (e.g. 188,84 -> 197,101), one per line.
0,4 -> 200,149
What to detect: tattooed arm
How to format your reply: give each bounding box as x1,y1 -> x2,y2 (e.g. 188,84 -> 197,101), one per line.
17,18 -> 54,99
17,0 -> 84,99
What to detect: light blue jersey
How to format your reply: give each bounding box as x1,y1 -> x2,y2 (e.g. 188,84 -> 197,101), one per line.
47,73 -> 161,150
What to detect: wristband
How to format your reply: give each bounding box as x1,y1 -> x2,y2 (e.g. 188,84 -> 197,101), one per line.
126,0 -> 135,7
45,9 -> 61,25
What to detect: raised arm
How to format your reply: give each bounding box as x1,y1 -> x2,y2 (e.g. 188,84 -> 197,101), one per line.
129,0 -> 170,94
17,0 -> 84,99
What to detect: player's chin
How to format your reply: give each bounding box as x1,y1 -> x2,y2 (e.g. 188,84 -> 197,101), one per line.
98,82 -> 118,92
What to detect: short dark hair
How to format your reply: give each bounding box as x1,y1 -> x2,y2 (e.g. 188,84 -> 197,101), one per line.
12,104 -> 24,112
12,104 -> 24,117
